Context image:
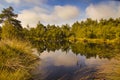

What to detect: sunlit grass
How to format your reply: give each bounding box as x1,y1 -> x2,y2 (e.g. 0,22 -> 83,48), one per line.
0,39 -> 39,80
0,69 -> 29,80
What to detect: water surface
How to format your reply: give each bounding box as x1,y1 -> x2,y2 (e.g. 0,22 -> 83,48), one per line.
32,42 -> 120,80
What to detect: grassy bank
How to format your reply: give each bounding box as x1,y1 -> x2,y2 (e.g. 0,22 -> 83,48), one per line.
68,37 -> 120,44
0,39 -> 39,80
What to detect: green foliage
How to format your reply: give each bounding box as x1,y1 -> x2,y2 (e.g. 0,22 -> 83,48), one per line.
0,7 -> 120,42
36,22 -> 46,39
0,6 -> 22,29
21,17 -> 120,44
71,18 -> 120,41
71,42 -> 120,59
1,21 -> 22,39
0,6 -> 23,40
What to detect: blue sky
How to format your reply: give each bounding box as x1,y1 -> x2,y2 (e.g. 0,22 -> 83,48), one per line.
0,0 -> 120,27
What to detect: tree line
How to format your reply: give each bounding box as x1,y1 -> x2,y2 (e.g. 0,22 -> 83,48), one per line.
0,6 -> 120,43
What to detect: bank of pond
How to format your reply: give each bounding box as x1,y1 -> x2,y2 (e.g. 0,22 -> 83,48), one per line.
0,39 -> 39,80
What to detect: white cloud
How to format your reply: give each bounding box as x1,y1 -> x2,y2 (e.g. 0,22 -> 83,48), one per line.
5,0 -> 20,4
54,6 -> 79,20
18,5 -> 80,27
86,2 -> 120,20
18,10 -> 40,27
24,0 -> 46,5
40,50 -> 80,67
5,0 -> 46,5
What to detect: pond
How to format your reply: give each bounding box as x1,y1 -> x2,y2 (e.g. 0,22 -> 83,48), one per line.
32,41 -> 120,80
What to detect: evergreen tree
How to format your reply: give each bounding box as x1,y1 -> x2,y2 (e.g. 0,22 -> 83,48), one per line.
0,6 -> 23,39
0,6 -> 22,29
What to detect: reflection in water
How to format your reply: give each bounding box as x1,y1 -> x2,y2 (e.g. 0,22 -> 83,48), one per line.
40,50 -> 79,67
32,41 -> 120,80
33,50 -> 108,80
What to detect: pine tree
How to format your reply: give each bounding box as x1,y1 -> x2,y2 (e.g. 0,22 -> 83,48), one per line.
0,6 -> 22,29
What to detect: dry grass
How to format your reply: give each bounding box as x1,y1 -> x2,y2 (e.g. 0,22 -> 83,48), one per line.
0,39 -> 39,80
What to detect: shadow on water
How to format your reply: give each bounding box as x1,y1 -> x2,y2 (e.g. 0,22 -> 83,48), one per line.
31,40 -> 120,80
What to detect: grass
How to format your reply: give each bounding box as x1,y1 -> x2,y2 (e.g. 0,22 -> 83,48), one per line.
0,39 -> 39,80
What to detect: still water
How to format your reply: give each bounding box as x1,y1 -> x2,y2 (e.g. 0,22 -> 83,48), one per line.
32,42 -> 120,80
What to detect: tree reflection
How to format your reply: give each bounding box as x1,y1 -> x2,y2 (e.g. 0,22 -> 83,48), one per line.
33,40 -> 120,59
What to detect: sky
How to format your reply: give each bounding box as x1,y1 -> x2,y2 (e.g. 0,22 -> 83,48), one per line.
0,0 -> 120,27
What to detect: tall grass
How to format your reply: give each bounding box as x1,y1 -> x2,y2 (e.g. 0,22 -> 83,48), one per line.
0,39 -> 39,80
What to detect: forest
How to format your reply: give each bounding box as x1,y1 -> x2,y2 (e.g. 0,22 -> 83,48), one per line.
0,7 -> 120,44
0,6 -> 120,80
